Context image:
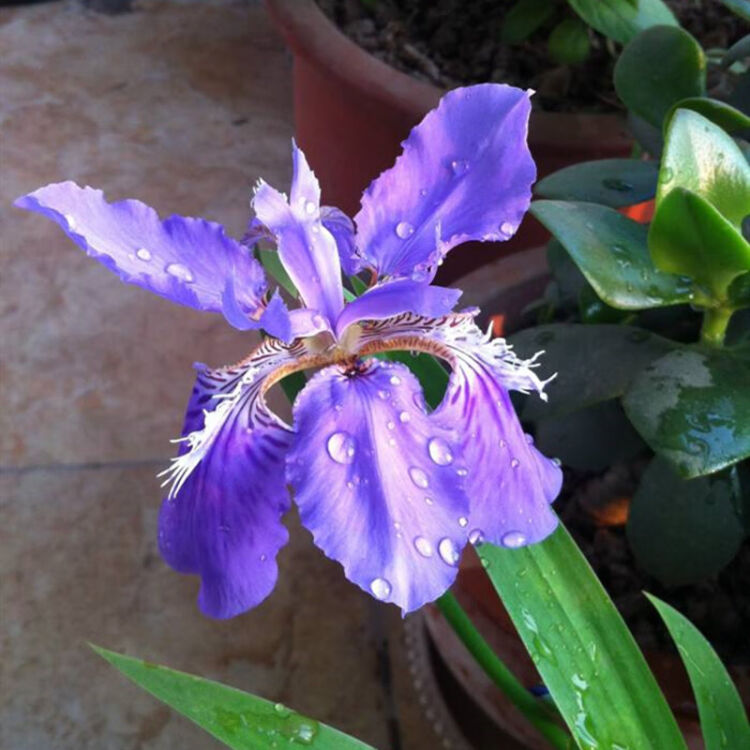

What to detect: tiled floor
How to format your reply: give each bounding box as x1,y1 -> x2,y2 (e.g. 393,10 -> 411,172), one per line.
0,2 -> 444,747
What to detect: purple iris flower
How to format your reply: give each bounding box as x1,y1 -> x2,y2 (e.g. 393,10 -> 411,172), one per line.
16,84 -> 562,619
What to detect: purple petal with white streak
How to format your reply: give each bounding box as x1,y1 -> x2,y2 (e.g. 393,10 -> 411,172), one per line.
287,360 -> 470,613
354,84 -> 535,281
321,205 -> 362,276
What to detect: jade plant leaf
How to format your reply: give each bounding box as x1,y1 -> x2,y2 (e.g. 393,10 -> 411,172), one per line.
547,238 -> 587,302
622,347 -> 750,478
578,283 -> 634,324
647,595 -> 750,750
722,34 -> 750,68
614,26 -> 706,127
567,0 -> 677,45
663,97 -> 750,135
534,159 -> 659,207
479,525 -> 687,750
93,646 -> 376,750
501,0 -> 557,43
548,18 -> 591,65
719,0 -> 750,21
530,200 -> 695,309
509,323 -> 676,421
627,458 -> 745,586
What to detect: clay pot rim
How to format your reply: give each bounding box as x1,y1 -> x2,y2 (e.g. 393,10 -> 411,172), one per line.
265,0 -> 632,153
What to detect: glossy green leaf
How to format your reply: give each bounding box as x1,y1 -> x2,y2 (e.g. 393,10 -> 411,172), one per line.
719,0 -> 750,21
578,283 -> 634,324
722,34 -> 750,68
530,201 -> 695,309
728,271 -> 750,308
93,646 -> 376,750
657,109 -> 750,230
623,346 -> 750,477
647,595 -> 750,750
627,458 -> 745,585
614,26 -> 706,128
501,0 -> 557,43
649,188 -> 750,299
547,238 -> 586,301
664,97 -> 750,135
534,159 -> 659,207
385,350 -> 449,408
548,18 -> 591,65
510,323 -> 677,420
258,248 -> 297,298
567,0 -> 677,44
479,525 -> 687,750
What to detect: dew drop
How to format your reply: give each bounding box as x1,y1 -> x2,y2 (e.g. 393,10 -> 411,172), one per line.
662,166 -> 674,183
64,213 -> 76,230
409,466 -> 429,488
135,247 -> 152,261
424,496 -> 434,505
499,439 -> 507,449
327,431 -> 356,464
414,536 -> 433,557
502,530 -> 527,548
500,221 -> 514,236
395,221 -> 414,239
304,200 -> 316,215
274,702 -> 290,717
510,458 -> 520,469
450,159 -> 469,175
165,263 -> 195,283
469,528 -> 485,546
428,437 -> 454,466
377,389 -> 390,400
390,374 -> 401,385
438,537 -> 460,566
387,420 -> 395,430
524,434 -> 534,445
458,516 -> 469,528
399,411 -> 411,423
370,577 -> 391,600
456,467 -> 468,477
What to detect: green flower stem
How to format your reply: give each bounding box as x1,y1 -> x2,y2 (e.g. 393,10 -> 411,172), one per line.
435,591 -> 573,750
700,306 -> 732,347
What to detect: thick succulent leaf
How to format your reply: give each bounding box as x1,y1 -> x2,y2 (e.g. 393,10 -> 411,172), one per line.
719,0 -> 750,21
614,26 -> 706,128
664,97 -> 750,135
534,159 -> 659,208
501,0 -> 557,43
510,323 -> 677,420
728,271 -> 750,309
627,458 -> 745,586
623,347 -> 750,477
647,595 -> 750,750
722,34 -> 750,68
530,201 -> 695,309
548,18 -> 591,65
93,646 -> 376,749
479,525 -> 687,750
568,0 -> 677,45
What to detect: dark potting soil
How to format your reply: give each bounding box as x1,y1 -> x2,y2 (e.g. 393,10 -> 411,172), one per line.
317,0 -> 746,112
557,460 -> 750,665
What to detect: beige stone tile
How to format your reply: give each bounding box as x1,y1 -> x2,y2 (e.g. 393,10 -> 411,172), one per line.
0,466 -> 391,749
1,0 -> 295,467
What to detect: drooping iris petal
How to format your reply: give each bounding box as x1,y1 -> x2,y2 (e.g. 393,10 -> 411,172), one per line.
15,182 -> 267,319
158,338 -> 306,618
354,84 -> 535,281
253,144 -> 344,324
321,205 -> 362,276
221,281 -> 295,342
335,279 -> 462,338
357,312 -> 561,547
287,360 -> 470,614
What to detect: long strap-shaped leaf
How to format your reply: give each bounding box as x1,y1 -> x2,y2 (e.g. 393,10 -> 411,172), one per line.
647,595 -> 750,750
479,526 -> 688,750
93,646 -> 376,750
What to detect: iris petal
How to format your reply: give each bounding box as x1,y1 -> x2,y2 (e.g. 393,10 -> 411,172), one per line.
287,360 -> 470,613
15,182 -> 267,321
354,84 -> 535,281
320,205 -> 362,276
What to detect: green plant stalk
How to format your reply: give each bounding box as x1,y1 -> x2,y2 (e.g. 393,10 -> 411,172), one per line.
436,591 -> 573,749
700,306 -> 732,346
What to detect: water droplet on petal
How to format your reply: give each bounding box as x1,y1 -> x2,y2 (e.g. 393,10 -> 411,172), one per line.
502,530 -> 527,548
165,263 -> 195,283
136,247 -> 152,261
409,466 -> 429,488
387,421 -> 395,430
370,577 -> 391,600
458,516 -> 468,528
428,437 -> 454,466
64,213 -> 76,230
327,431 -> 356,464
390,375 -> 401,385
395,221 -> 414,239
510,458 -> 520,469
304,199 -> 316,215
377,389 -> 390,400
414,536 -> 433,557
412,393 -> 426,412
499,439 -> 507,449
525,434 -> 534,445
469,528 -> 485,546
456,467 -> 468,477
419,188 -> 428,197
424,496 -> 434,506
399,411 -> 411,423
438,537 -> 460,566
450,159 -> 469,175
500,221 -> 514,237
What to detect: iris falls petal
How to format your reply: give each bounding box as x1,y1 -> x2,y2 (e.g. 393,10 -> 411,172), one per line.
287,360 -> 470,613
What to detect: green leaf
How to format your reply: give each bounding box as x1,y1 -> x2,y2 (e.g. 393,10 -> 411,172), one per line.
719,0 -> 750,21
501,0 -> 557,44
663,97 -> 750,135
384,350 -> 449,408
647,595 -> 750,750
547,238 -> 587,301
534,159 -> 659,208
548,18 -> 591,65
648,188 -> 750,298
279,370 -> 307,403
578,283 -> 634,324
530,200 -> 695,309
657,109 -> 750,231
627,458 -> 745,585
479,525 -> 687,750
257,248 -> 297,298
510,323 -> 677,420
93,646 -> 376,750
623,346 -> 750,477
728,271 -> 750,308
722,34 -> 750,68
614,26 -> 706,128
567,0 -> 677,45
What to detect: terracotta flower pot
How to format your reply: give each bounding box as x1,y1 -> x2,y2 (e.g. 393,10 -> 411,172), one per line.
415,248 -> 750,750
264,0 -> 633,283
